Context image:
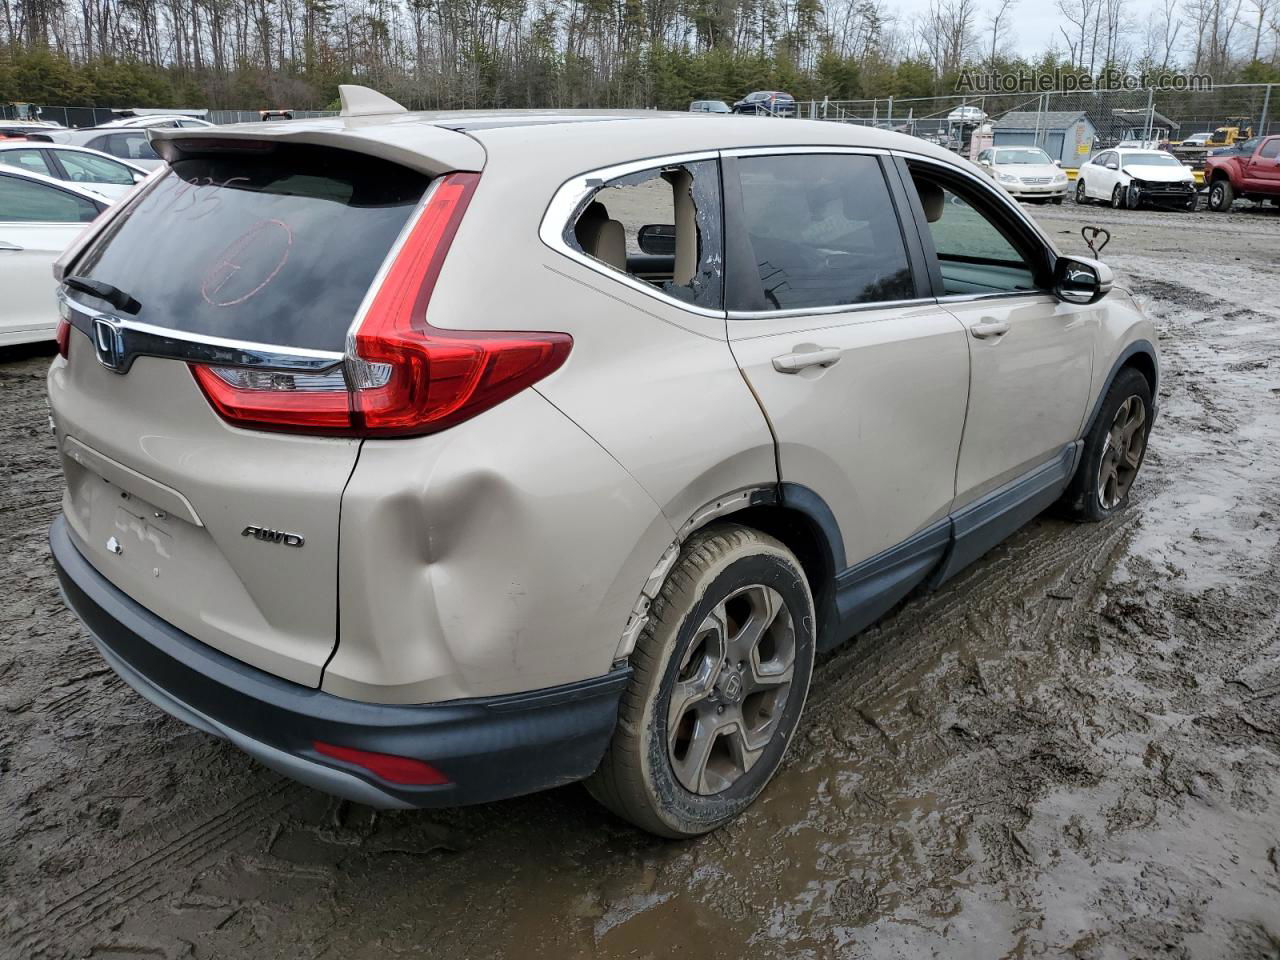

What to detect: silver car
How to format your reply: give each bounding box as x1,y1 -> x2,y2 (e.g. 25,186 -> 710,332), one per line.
29,126 -> 165,170
49,87 -> 1158,837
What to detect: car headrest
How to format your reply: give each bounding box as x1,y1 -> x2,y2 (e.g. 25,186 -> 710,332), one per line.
914,178 -> 945,222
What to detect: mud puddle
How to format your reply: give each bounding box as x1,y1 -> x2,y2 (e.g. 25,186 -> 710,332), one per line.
2,208 -> 1279,959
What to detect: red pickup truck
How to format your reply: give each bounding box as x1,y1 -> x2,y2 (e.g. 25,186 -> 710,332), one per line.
1204,135 -> 1280,211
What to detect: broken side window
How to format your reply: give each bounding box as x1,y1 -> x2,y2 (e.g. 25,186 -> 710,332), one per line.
566,159 -> 723,311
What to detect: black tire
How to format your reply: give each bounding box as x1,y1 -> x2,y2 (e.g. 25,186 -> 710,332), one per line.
1111,185 -> 1124,208
1183,194 -> 1198,211
1058,367 -> 1153,522
1052,195 -> 1065,205
1209,178 -> 1233,211
1075,179 -> 1089,204
587,523 -> 816,837
1125,183 -> 1142,209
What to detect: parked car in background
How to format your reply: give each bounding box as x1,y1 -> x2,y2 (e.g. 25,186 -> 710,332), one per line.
48,87 -> 1159,839
1075,148 -> 1198,209
1178,132 -> 1212,148
689,100 -> 731,114
0,120 -> 63,138
0,142 -> 148,201
0,167 -> 107,346
1203,134 -> 1280,211
732,91 -> 797,116
974,146 -> 1068,203
26,127 -> 165,170
99,115 -> 215,129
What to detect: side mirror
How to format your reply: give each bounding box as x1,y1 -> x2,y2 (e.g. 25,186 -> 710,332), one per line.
1054,255 -> 1112,305
1054,160 -> 1063,167
637,223 -> 676,256
132,171 -> 146,183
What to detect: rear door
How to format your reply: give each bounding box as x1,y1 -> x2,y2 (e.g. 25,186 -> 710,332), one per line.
48,142 -> 436,686
725,150 -> 971,570
0,171 -> 100,344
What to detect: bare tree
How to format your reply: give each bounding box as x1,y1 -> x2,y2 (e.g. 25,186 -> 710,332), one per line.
986,0 -> 1016,65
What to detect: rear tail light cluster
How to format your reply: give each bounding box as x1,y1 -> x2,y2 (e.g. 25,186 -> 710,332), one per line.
190,172 -> 572,438
55,317 -> 71,359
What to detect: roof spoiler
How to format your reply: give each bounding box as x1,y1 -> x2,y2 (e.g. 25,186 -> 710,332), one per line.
339,85 -> 407,118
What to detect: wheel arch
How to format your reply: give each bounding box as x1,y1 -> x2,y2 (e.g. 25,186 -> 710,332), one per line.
1082,339 -> 1159,439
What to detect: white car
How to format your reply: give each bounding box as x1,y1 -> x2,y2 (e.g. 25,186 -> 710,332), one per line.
1075,149 -> 1198,210
974,146 -> 1069,203
27,128 -> 166,171
98,115 -> 215,129
0,168 -> 109,346
0,142 -> 148,201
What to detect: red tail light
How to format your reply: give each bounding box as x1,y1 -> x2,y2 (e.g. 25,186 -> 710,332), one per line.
190,171 -> 572,437
312,741 -> 450,786
55,318 -> 71,359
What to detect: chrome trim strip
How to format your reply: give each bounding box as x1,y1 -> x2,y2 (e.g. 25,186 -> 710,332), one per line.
934,290 -> 1055,305
720,145 -> 890,158
61,292 -> 345,375
538,151 -> 726,321
727,296 -> 937,322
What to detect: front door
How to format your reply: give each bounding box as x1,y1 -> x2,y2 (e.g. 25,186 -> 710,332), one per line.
1244,137 -> 1280,191
724,151 -> 971,570
900,160 -> 1094,508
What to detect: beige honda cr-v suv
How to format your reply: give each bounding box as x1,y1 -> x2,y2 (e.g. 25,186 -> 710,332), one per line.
49,86 -> 1157,837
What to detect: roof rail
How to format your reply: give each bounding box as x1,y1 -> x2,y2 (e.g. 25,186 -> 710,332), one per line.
338,85 -> 408,118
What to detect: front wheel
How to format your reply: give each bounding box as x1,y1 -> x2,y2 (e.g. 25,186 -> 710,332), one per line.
1111,184 -> 1124,208
1059,367 -> 1153,522
1075,179 -> 1089,204
587,524 -> 816,837
1052,195 -> 1065,205
1208,179 -> 1233,211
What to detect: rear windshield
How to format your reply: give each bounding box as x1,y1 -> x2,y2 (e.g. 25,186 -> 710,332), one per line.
73,144 -> 430,351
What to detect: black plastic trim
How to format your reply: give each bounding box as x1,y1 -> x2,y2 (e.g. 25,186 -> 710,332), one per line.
50,516 -> 629,809
1081,339 -> 1160,438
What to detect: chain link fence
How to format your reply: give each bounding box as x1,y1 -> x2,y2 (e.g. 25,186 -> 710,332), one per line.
800,83 -> 1277,172
1,104 -> 338,127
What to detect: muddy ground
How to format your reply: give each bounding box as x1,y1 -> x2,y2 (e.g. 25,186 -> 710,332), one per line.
2,200 -> 1279,960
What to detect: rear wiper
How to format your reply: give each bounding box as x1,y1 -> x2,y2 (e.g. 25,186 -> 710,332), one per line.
64,275 -> 142,315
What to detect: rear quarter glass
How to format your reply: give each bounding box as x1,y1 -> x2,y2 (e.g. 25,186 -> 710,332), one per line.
71,144 -> 430,352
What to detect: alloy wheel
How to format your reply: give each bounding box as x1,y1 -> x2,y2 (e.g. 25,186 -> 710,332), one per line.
1097,395 -> 1147,509
1076,180 -> 1087,203
666,584 -> 796,796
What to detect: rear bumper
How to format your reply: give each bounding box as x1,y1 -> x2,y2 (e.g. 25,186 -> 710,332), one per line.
50,515 -> 628,809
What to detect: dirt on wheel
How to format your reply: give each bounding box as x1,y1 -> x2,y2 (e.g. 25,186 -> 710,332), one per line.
1,201 -> 1279,959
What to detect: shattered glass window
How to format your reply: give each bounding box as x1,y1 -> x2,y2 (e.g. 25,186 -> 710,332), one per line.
567,159 -> 723,311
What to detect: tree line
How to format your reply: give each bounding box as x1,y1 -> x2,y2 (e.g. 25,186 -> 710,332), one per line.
1,0 -> 1278,112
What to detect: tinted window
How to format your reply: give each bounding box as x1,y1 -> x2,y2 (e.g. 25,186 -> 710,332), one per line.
57,150 -> 136,185
909,172 -> 1038,295
0,148 -> 53,176
90,132 -> 158,161
73,144 -> 429,351
735,154 -> 913,311
0,174 -> 99,222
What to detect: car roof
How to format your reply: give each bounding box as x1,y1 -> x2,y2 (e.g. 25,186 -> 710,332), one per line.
0,140 -> 148,171
152,110 -> 965,178
0,163 -> 112,201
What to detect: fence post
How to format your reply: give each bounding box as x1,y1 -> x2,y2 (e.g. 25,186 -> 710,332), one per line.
887,96 -> 893,128
1262,84 -> 1273,136
1144,85 -> 1154,144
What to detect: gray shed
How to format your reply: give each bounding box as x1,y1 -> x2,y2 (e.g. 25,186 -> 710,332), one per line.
992,110 -> 1097,169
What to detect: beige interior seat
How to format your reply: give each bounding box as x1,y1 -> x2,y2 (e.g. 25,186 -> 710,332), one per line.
914,179 -> 945,222
575,201 -> 627,271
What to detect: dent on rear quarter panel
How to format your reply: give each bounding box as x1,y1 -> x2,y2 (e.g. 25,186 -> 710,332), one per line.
326,388 -> 674,704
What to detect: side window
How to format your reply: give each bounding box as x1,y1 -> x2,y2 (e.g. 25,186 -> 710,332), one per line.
731,153 -> 914,311
0,149 -> 53,176
567,159 -> 722,310
0,174 -> 99,222
120,132 -> 159,160
85,135 -> 120,157
908,170 -> 1041,296
57,150 -> 135,185
1259,139 -> 1280,159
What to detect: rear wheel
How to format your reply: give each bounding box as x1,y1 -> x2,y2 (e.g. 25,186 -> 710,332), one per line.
587,524 -> 815,837
1059,367 -> 1153,522
1209,179 -> 1233,211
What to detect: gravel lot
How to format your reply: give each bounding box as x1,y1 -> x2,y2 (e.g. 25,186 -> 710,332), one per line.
1,200 -> 1279,960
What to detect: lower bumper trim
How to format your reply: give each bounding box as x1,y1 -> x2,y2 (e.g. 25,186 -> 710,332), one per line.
50,515 -> 629,809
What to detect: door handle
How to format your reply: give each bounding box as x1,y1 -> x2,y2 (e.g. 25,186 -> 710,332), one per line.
0,240 -> 23,252
772,347 -> 842,373
970,320 -> 1010,339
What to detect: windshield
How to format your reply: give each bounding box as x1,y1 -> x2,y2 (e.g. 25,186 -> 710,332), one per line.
1121,153 -> 1183,168
995,148 -> 1053,165
73,143 -> 428,351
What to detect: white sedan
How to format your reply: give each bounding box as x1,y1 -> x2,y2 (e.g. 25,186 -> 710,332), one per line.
0,168 -> 110,347
0,142 -> 148,201
1075,149 -> 1198,210
974,146 -> 1070,203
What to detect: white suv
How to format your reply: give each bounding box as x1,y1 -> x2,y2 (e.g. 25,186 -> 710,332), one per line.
49,87 -> 1158,837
